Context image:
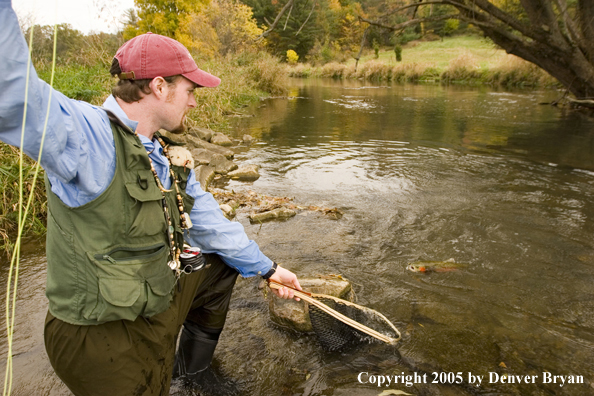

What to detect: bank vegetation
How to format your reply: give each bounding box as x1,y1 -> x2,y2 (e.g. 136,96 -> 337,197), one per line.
288,36 -> 558,88
1,9 -> 289,254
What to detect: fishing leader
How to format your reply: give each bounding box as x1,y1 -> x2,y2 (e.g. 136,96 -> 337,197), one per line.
0,1 -> 301,395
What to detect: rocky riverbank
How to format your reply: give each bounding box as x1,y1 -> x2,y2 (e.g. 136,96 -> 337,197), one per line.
160,128 -> 343,223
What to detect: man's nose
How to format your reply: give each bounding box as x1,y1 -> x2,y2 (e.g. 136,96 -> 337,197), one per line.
188,94 -> 197,108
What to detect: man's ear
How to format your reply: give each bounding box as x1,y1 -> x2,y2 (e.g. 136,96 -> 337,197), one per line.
149,77 -> 167,100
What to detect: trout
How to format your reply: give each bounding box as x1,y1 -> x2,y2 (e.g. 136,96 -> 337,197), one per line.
406,258 -> 465,273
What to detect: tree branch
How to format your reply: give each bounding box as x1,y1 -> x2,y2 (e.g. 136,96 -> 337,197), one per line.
519,0 -> 567,49
377,0 -> 545,46
382,1 -> 470,19
412,0 -> 424,20
460,0 -> 545,43
354,27 -> 370,73
567,97 -> 594,108
296,0 -> 316,36
578,0 -> 594,63
284,2 -> 294,30
553,0 -> 587,52
359,14 -> 460,32
256,0 -> 295,40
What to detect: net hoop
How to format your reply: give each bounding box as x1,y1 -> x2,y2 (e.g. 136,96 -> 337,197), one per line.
268,280 -> 401,344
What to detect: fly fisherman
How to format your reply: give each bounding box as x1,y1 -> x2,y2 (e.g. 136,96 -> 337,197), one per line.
0,0 -> 301,394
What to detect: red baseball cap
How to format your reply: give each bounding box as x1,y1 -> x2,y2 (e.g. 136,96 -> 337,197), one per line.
114,32 -> 221,88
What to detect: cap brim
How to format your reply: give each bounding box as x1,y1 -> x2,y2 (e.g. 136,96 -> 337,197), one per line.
183,68 -> 221,88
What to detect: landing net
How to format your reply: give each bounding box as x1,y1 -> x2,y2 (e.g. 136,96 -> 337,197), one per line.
268,280 -> 401,351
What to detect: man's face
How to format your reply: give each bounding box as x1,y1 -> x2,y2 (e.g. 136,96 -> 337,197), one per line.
163,77 -> 198,134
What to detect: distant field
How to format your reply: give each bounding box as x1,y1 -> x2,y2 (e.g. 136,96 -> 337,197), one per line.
354,35 -> 507,72
290,35 -> 557,87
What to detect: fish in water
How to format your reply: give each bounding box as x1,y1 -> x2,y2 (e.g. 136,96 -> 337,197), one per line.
406,258 -> 465,273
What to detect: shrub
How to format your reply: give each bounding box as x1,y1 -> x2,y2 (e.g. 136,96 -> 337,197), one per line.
492,54 -> 556,87
286,50 -> 299,65
287,63 -> 313,77
442,51 -> 481,81
320,62 -> 347,79
442,19 -> 460,37
396,27 -> 420,45
394,44 -> 402,62
373,39 -> 380,59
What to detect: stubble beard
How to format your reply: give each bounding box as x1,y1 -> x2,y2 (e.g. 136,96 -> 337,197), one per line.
165,87 -> 188,134
167,112 -> 188,134
168,121 -> 186,134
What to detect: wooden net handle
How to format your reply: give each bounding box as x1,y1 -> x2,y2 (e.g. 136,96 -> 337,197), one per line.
268,280 -> 398,344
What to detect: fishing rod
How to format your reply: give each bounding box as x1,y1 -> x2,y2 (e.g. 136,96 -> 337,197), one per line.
2,17 -> 58,396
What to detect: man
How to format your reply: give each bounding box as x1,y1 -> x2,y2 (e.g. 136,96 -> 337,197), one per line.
0,0 -> 301,394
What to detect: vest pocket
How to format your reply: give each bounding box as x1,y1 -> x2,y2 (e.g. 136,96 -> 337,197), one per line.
125,174 -> 167,237
86,243 -> 176,323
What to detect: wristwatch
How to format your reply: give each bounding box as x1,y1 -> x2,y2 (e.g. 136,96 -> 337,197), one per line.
262,262 -> 278,279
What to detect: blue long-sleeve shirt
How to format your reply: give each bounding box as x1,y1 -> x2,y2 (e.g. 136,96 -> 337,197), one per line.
0,0 -> 272,277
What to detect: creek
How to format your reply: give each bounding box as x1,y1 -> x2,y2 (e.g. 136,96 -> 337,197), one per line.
2,79 -> 594,396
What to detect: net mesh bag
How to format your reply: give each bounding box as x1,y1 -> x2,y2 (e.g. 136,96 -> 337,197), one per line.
269,280 -> 401,351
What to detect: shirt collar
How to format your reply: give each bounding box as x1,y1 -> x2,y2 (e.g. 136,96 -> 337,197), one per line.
103,95 -> 163,154
102,95 -> 140,133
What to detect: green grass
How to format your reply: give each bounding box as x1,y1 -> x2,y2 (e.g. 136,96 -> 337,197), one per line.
36,63 -> 114,104
190,52 -> 288,130
1,51 -> 289,254
0,145 -> 47,255
363,35 -> 505,70
290,35 -> 558,88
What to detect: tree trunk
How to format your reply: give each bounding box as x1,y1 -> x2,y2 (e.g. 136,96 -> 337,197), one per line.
456,0 -> 594,99
362,0 -> 594,99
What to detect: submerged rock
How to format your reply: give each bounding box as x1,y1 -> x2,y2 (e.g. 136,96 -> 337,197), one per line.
268,276 -> 354,332
227,164 -> 260,181
242,134 -> 254,145
210,153 -> 238,175
248,207 -> 296,223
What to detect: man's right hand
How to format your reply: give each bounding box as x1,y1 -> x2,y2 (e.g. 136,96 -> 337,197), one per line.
269,266 -> 302,301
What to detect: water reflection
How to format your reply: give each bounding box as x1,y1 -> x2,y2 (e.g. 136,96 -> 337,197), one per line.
239,79 -> 594,171
227,80 -> 594,395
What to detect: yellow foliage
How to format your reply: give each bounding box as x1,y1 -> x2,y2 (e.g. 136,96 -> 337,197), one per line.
286,49 -> 299,64
132,0 -> 208,38
178,17 -> 220,60
338,3 -> 365,53
180,0 -> 263,58
328,0 -> 341,11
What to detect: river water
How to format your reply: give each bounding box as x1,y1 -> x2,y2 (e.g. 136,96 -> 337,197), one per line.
2,80 -> 594,396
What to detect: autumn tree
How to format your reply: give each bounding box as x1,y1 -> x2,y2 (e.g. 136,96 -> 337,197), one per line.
358,0 -> 594,99
181,0 -> 264,58
247,0 -> 365,62
124,0 -> 208,40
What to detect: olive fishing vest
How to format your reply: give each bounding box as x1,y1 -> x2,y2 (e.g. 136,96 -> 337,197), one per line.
45,112 -> 194,325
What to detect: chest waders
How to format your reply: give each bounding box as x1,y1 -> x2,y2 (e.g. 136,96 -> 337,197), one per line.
43,113 -> 239,396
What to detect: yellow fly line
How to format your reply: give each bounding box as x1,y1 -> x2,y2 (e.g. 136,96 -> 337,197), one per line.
3,19 -> 58,396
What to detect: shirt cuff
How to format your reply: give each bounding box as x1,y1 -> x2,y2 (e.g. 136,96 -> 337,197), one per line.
261,262 -> 278,279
